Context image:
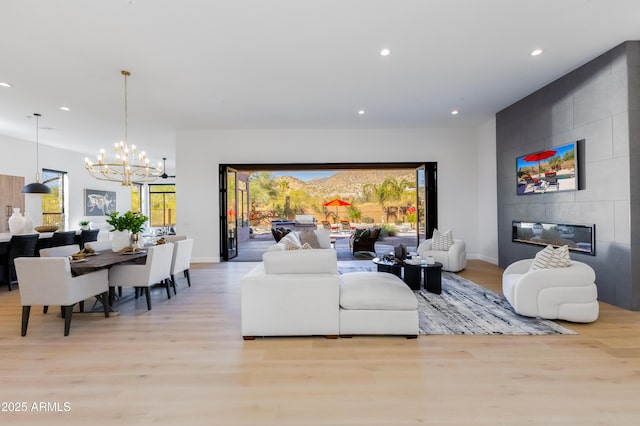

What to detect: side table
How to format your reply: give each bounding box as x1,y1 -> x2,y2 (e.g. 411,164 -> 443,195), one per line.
402,261 -> 443,294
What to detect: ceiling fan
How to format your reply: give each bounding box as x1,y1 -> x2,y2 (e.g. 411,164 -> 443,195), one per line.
159,157 -> 175,179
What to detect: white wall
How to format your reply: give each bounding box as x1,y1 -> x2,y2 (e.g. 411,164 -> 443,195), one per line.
476,118 -> 499,264
0,134 -> 132,229
176,128 -> 491,263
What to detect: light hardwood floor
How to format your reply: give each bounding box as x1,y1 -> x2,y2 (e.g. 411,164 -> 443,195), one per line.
1,260 -> 639,425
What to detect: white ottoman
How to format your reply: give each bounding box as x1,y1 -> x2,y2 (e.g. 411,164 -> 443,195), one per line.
339,272 -> 419,337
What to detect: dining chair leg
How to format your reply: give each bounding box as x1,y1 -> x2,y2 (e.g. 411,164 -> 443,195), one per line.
63,305 -> 73,336
101,291 -> 110,318
60,306 -> 65,318
109,287 -> 116,307
164,279 -> 172,299
185,269 -> 191,287
43,306 -> 49,314
79,301 -> 85,313
144,288 -> 152,310
21,306 -> 31,336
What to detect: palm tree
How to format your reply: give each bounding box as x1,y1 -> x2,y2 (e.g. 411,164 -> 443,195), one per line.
376,178 -> 406,223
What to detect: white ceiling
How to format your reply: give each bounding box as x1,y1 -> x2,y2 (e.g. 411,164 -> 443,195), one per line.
1,0 -> 640,173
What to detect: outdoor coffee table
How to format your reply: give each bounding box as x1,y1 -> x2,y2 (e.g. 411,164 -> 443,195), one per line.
402,261 -> 443,293
372,257 -> 402,278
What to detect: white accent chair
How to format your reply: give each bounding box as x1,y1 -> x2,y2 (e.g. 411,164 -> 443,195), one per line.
416,239 -> 467,272
14,257 -> 110,336
107,243 -> 174,310
170,238 -> 193,291
502,259 -> 599,323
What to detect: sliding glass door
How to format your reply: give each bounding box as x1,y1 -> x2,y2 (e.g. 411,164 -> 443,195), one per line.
219,166 -> 238,260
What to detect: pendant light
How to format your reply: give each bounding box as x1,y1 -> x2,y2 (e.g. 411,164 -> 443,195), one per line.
22,113 -> 52,194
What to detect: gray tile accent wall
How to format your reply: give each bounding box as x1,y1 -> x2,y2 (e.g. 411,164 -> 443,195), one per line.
496,41 -> 639,310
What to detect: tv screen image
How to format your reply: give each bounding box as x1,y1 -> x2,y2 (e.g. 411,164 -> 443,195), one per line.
516,142 -> 577,195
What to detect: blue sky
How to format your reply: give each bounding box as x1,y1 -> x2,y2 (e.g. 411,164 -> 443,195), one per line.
271,171 -> 337,182
516,143 -> 575,170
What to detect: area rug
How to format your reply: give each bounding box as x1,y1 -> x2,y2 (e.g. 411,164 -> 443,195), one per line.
337,266 -> 577,335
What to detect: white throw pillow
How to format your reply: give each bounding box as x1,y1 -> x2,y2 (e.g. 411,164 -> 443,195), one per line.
529,245 -> 571,271
431,229 -> 454,251
284,240 -> 312,251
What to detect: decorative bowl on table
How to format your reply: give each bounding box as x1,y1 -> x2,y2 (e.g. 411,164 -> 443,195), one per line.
34,225 -> 59,233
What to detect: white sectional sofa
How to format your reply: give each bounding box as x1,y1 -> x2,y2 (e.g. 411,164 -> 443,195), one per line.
241,249 -> 340,339
241,231 -> 419,339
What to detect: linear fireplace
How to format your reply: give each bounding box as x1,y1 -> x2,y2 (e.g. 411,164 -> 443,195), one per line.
512,221 -> 595,256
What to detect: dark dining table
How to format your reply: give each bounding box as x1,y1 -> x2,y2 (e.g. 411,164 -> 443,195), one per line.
70,249 -> 148,311
69,248 -> 148,276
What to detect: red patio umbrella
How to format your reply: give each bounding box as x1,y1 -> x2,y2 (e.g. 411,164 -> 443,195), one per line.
524,149 -> 557,179
323,198 -> 351,222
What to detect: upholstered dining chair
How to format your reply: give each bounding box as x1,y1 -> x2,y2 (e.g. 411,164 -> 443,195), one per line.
107,243 -> 174,310
14,257 -> 110,336
39,244 -> 80,258
39,244 -> 83,314
85,240 -> 113,252
51,230 -> 77,247
1,233 -> 39,291
164,234 -> 188,243
170,238 -> 194,292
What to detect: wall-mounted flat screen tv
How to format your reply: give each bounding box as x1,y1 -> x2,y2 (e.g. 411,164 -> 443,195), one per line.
516,142 -> 577,195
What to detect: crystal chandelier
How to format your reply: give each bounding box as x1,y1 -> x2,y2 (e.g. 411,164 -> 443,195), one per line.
85,70 -> 162,186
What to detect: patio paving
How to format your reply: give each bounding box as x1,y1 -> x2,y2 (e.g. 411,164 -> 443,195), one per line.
230,230 -> 419,262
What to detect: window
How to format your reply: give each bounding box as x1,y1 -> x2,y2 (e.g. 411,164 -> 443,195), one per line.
131,184 -> 142,214
41,169 -> 66,227
149,184 -> 176,228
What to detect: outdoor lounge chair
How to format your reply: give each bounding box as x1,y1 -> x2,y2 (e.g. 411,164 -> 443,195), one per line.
339,220 -> 353,234
350,227 -> 381,255
545,171 -> 559,191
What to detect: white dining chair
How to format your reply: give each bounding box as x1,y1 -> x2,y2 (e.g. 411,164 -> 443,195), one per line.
39,244 -> 80,258
85,240 -> 113,252
107,243 -> 174,310
170,238 -> 194,293
38,243 -> 82,314
14,257 -> 110,336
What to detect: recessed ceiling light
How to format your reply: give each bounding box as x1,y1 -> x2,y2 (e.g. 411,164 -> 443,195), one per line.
59,106 -> 70,111
0,82 -> 12,88
380,48 -> 391,57
530,48 -> 543,56
358,109 -> 366,115
451,109 -> 459,115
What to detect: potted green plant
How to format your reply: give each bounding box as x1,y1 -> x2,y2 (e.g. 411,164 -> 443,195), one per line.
106,211 -> 149,251
79,220 -> 90,230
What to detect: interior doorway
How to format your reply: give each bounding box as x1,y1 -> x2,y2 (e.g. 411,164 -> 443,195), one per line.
219,162 -> 437,261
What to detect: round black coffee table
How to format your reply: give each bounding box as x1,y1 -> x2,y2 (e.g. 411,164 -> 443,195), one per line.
372,257 -> 402,278
402,261 -> 443,293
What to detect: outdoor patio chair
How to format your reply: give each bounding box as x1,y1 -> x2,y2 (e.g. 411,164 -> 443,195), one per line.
321,220 -> 332,231
545,171 -> 559,191
350,227 -> 381,255
339,220 -> 353,234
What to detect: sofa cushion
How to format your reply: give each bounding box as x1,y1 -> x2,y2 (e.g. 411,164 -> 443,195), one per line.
431,229 -> 454,251
280,231 -> 302,247
263,249 -> 338,274
285,240 -> 312,250
339,272 -> 418,310
529,245 -> 571,271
